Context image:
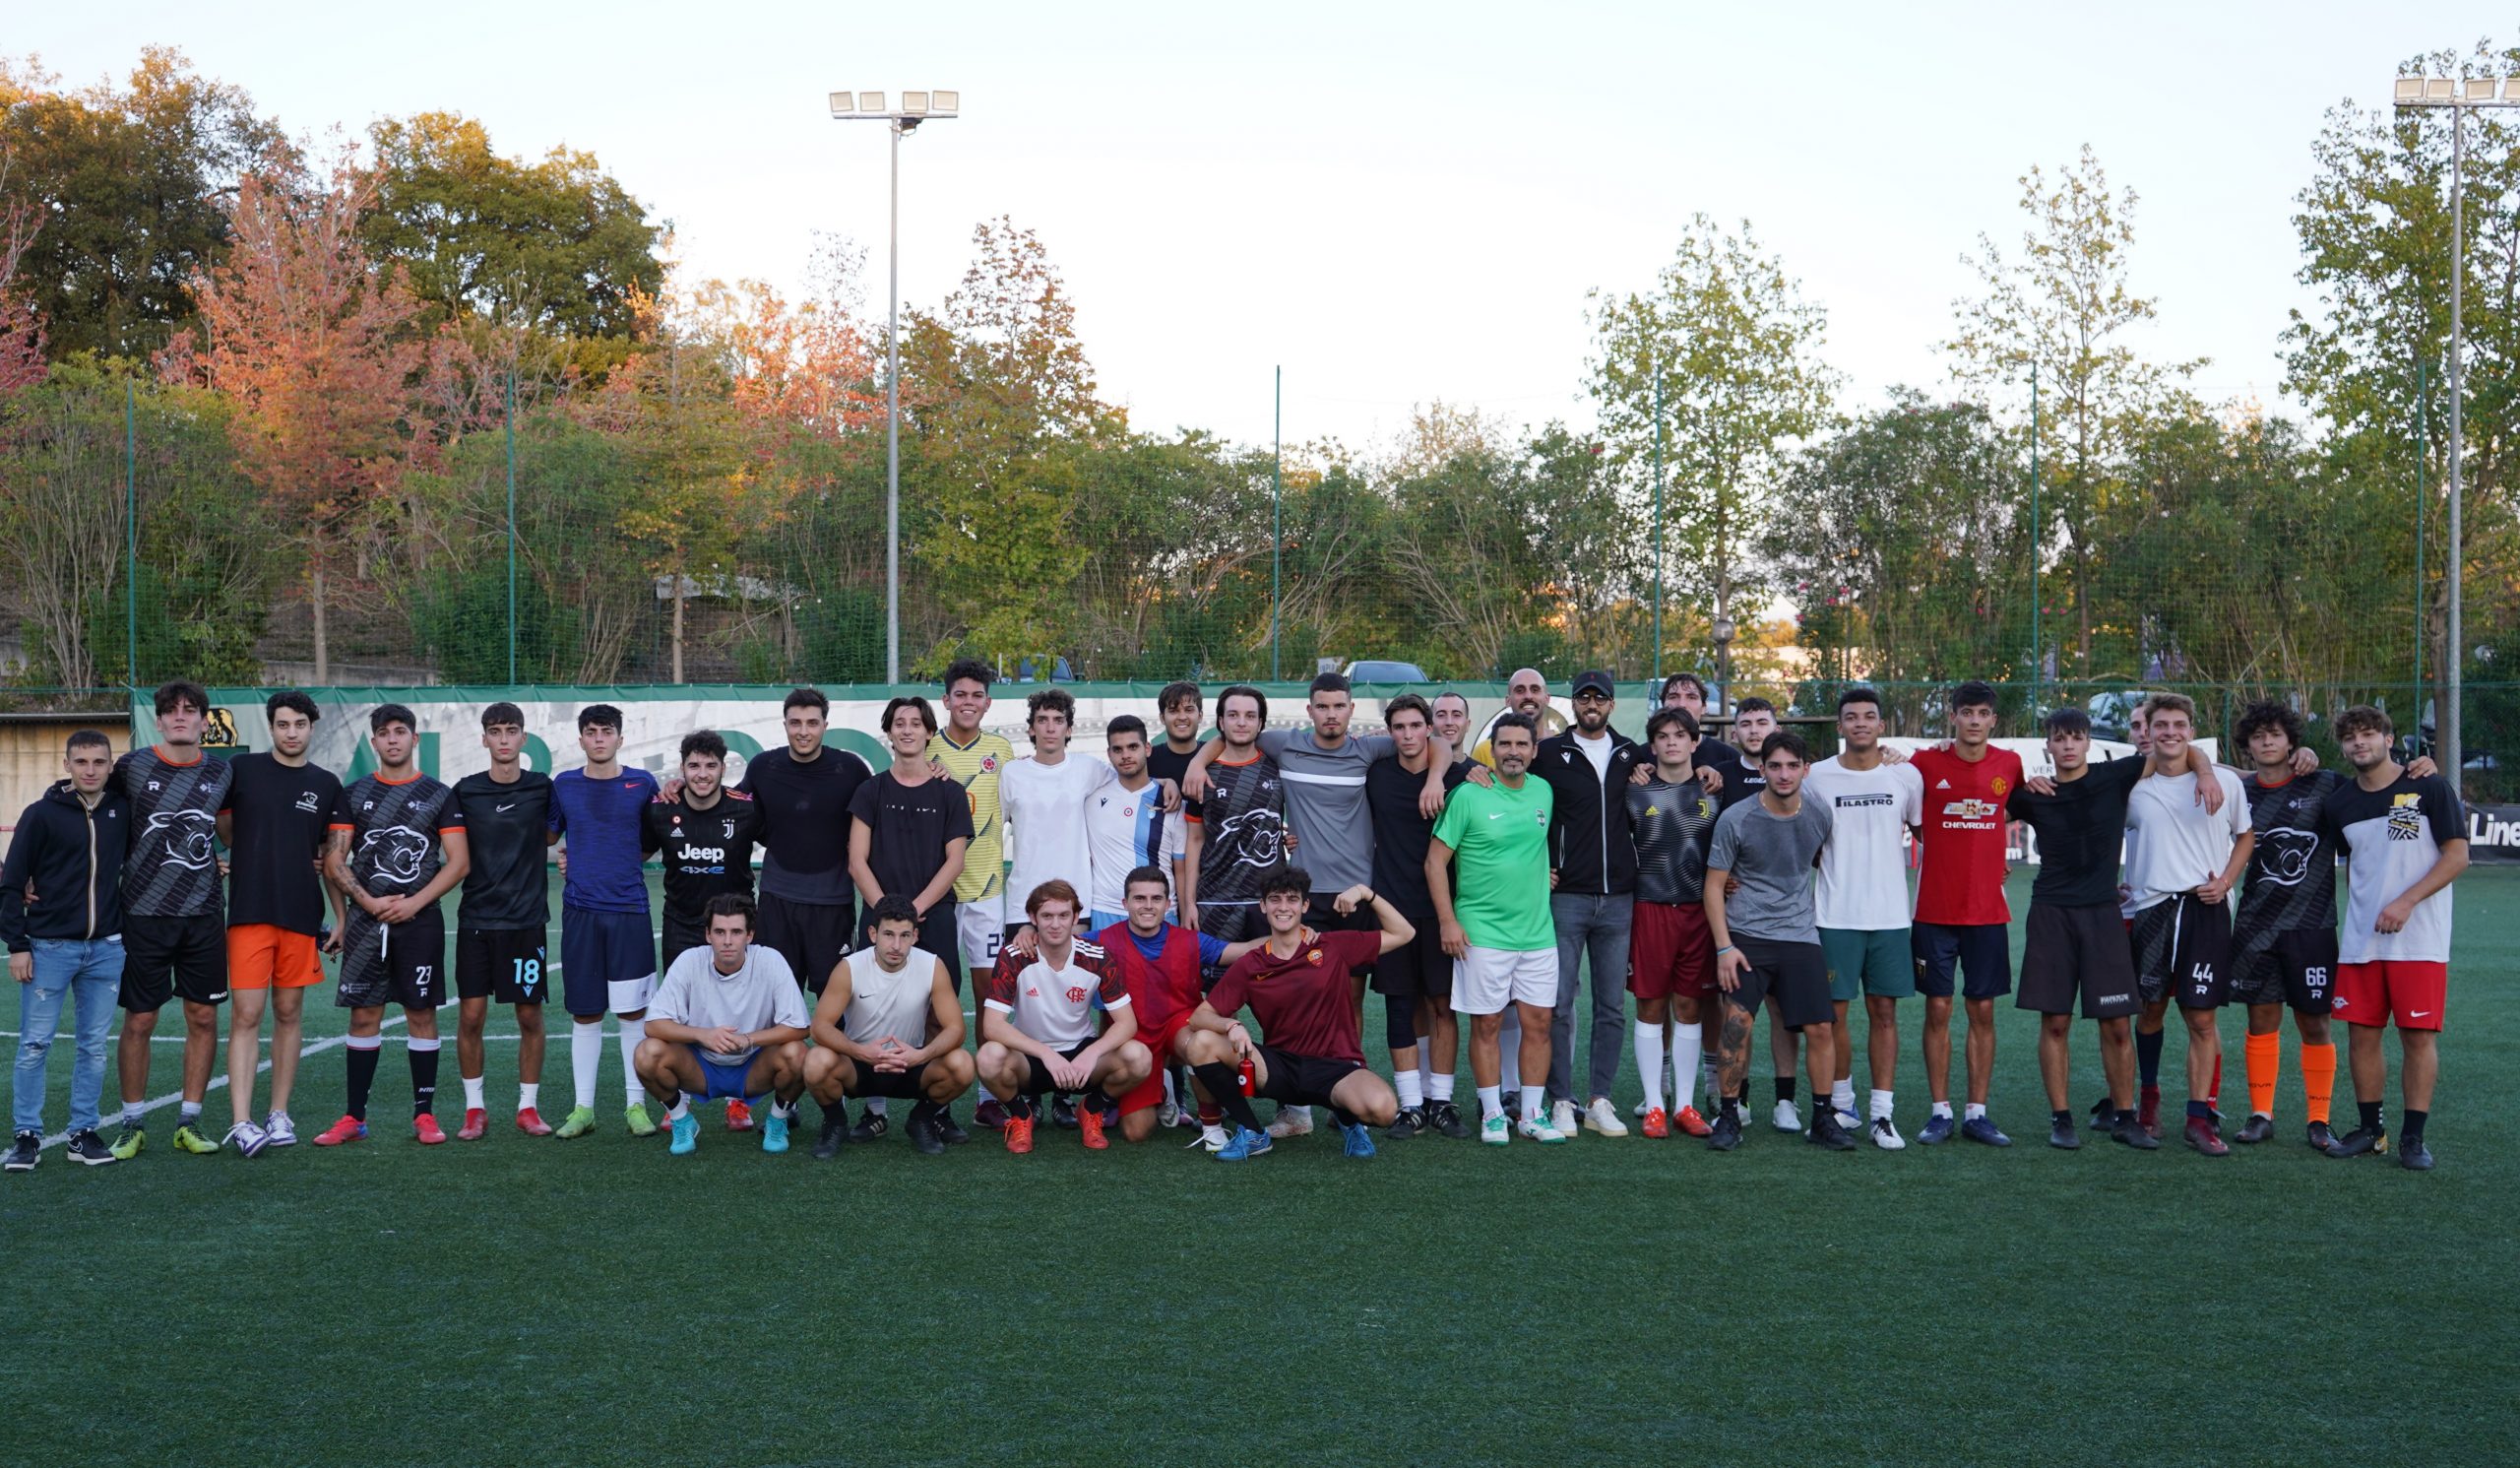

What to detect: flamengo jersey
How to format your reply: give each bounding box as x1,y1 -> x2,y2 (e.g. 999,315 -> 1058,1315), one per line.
2121,768 -> 2250,914
1801,756 -> 1922,930
332,773 -> 465,898
985,939 -> 1130,1049
1084,780 -> 1166,916
931,730 -> 1015,903
2236,770 -> 2343,940
115,745 -> 232,919
1909,745 -> 2023,926
2320,771 -> 2464,964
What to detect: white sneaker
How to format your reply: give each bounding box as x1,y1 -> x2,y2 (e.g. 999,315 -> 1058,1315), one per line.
1481,1113 -> 1512,1146
1582,1098 -> 1629,1137
1550,1099 -> 1580,1135
224,1119 -> 271,1158
1193,1123 -> 1230,1152
1157,1099 -> 1183,1128
1773,1099 -> 1802,1133
1267,1106 -> 1314,1139
1518,1115 -> 1568,1144
263,1111 -> 298,1147
1870,1117 -> 1906,1151
1834,1108 -> 1862,1135
1632,1098 -> 1651,1118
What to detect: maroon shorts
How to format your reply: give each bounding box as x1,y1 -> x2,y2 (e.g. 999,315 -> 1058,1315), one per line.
1629,900 -> 1716,1001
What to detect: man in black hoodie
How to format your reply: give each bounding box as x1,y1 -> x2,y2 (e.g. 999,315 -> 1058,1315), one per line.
3,731 -> 130,1170
1537,670 -> 1646,1137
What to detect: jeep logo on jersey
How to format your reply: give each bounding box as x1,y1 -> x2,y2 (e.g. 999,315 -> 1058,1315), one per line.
358,825 -> 432,884
144,809 -> 218,869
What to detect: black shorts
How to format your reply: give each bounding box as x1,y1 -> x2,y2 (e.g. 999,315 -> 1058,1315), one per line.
456,927 -> 549,1004
1725,937 -> 1833,1029
1370,921 -> 1450,1000
1016,1040 -> 1095,1097
2226,925 -> 2337,1014
2130,895 -> 2235,1010
338,909 -> 447,1011
1912,922 -> 2012,1000
660,915 -> 706,978
120,912 -> 228,1009
845,1057 -> 933,1100
1253,1046 -> 1363,1108
760,892 -> 853,994
2016,903 -> 2141,1019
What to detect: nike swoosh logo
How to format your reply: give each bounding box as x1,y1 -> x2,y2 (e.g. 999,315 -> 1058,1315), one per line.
497,803 -> 516,812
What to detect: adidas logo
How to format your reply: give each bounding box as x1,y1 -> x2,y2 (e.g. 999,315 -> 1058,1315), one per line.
1935,779 -> 1951,790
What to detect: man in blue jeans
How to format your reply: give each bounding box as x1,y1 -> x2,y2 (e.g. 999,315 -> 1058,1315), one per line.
1537,670 -> 1646,1138
4,731 -> 131,1170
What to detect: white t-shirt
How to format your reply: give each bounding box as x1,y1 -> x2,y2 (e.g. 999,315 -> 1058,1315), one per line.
649,945 -> 809,1066
983,937 -> 1132,1050
1001,754 -> 1117,912
1801,756 -> 1922,930
2121,768 -> 2251,913
1572,730 -> 1614,781
1083,778 -> 1166,917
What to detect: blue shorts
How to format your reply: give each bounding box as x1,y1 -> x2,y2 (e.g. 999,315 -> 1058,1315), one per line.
560,907 -> 658,1018
1089,910 -> 1125,933
692,1045 -> 756,1101
1911,922 -> 2012,1000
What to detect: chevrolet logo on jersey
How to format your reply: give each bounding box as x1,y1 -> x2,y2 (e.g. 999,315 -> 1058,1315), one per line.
1941,798 -> 2002,819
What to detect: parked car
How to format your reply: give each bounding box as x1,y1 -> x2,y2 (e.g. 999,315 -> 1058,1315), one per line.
1341,659 -> 1428,683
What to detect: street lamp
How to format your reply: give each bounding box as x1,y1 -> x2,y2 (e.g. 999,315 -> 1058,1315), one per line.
1711,613 -> 1737,721
830,88 -> 961,684
2393,71 -> 2517,785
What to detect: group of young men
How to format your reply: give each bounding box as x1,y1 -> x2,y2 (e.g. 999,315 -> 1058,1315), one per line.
3,669 -> 2468,1173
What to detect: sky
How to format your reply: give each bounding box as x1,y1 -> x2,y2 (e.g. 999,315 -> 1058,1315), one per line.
17,3 -> 2506,452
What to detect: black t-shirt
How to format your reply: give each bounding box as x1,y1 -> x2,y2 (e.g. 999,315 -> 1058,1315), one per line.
2236,770 -> 2343,940
642,792 -> 765,927
737,747 -> 871,906
1148,743 -> 1198,796
1715,757 -> 1767,811
220,752 -> 343,934
2006,755 -> 2145,907
452,770 -> 554,931
846,772 -> 975,906
1364,755 -> 1471,917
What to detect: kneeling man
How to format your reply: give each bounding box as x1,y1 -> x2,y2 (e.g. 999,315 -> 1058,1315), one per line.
802,895 -> 976,1157
979,880 -> 1150,1153
635,894 -> 809,1156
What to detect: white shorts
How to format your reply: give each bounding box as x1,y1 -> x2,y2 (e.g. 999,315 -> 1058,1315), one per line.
957,892 -> 1005,975
1451,946 -> 1555,1016
608,975 -> 655,1014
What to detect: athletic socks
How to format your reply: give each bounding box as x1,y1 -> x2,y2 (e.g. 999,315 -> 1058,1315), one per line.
667,1093 -> 692,1121
1477,1084 -> 1503,1119
866,1098 -> 889,1117
1634,1021 -> 1668,1112
1395,1070 -> 1423,1110
1930,1100 -> 1953,1120
2244,1030 -> 2281,1117
2052,1109 -> 2073,1128
2300,1043 -> 2336,1125
1519,1087 -> 1544,1123
1670,1027 -> 1704,1112
2186,1099 -> 2212,1121
1830,1079 -> 1856,1116
2136,1027 -> 2165,1088
409,1037 -> 440,1117
121,1102 -> 144,1127
346,1036 -> 383,1121
614,1018 -> 646,1104
2403,1109 -> 2427,1146
2208,1051 -> 2223,1109
1329,1106 -> 1359,1128
1007,1093 -> 1038,1120
1869,1088 -> 1895,1120
769,1097 -> 797,1119
463,1075 -> 486,1111
1428,1069 -> 1456,1102
179,1101 -> 202,1124
519,1081 -> 540,1113
1774,1076 -> 1796,1104
1964,1102 -> 1985,1122
1190,1062 -> 1264,1132
2358,1099 -> 2385,1134
572,1022 -> 602,1110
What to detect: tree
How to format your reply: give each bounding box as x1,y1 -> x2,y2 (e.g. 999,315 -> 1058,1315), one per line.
0,135 -> 46,392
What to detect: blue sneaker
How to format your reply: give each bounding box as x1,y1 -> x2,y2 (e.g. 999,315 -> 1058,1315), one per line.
1961,1115 -> 2012,1148
1341,1121 -> 1376,1159
1215,1125 -> 1273,1162
762,1112 -> 790,1154
1918,1112 -> 1955,1146
668,1114 -> 701,1156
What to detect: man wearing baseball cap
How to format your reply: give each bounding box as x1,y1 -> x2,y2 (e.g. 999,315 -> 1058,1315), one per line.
1532,670 -> 1646,1137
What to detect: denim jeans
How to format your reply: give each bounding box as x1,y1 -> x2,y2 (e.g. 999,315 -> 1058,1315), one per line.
13,936 -> 125,1135
1548,892 -> 1633,1106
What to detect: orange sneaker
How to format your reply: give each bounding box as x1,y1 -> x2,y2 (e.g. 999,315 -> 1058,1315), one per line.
311,1115 -> 367,1147
1080,1105 -> 1108,1150
413,1115 -> 448,1145
1641,1106 -> 1670,1139
457,1108 -> 488,1141
1673,1105 -> 1713,1138
724,1098 -> 755,1132
1004,1115 -> 1035,1154
514,1107 -> 553,1136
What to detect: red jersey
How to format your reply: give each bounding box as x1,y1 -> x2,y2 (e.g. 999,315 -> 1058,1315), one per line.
1208,928 -> 1380,1065
1909,744 -> 2022,926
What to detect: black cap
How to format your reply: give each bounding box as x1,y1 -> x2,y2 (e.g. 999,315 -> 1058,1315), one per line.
1573,670 -> 1616,698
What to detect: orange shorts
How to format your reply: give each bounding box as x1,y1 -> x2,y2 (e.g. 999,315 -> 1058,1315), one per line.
227,924 -> 324,989
1119,1015 -> 1195,1116
2333,961 -> 2446,1032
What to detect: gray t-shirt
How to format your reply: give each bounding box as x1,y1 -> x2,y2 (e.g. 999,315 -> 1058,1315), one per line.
1257,728 -> 1396,894
648,944 -> 810,1067
1705,796 -> 1833,945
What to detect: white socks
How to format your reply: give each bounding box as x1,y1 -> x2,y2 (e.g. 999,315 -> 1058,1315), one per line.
615,1018 -> 646,1104
1634,1021 -> 1667,1112
1965,1102 -> 1986,1121
520,1081 -> 539,1113
462,1075 -> 485,1110
572,1022 -> 602,1110
1831,1079 -> 1856,1115
1869,1087 -> 1894,1120
1931,1100 -> 1954,1119
1396,1070 -> 1423,1109
1478,1084 -> 1503,1120
867,1098 -> 888,1117
1519,1087 -> 1544,1123
667,1093 -> 692,1121
1427,1069 -> 1455,1102
1670,1026 -> 1704,1112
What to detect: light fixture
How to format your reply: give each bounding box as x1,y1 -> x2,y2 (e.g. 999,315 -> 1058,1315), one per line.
2467,78 -> 2499,102
828,91 -> 854,116
932,90 -> 959,114
902,91 -> 929,113
2508,77 -> 2520,100
2394,78 -> 2425,103
2426,77 -> 2454,101
858,91 -> 886,113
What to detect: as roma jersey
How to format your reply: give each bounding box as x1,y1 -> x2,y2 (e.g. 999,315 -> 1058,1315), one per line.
1909,744 -> 2022,926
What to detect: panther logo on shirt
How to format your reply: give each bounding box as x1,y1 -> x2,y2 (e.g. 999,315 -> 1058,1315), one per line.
144,810 -> 219,870
2256,828 -> 2317,886
357,824 -> 432,884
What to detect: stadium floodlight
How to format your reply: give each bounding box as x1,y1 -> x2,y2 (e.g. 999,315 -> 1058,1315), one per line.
829,89 -> 964,683
2426,77 -> 2455,101
2468,78 -> 2499,102
2395,78 -> 2425,104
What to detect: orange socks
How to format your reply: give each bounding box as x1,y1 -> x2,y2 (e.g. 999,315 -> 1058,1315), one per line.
2299,1041 -> 2336,1126
2245,1031 -> 2281,1117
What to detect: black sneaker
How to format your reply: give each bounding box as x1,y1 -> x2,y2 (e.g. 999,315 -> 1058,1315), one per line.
2087,1094 -> 2115,1130
1708,1108 -> 1743,1152
2235,1114 -> 2275,1145
2305,1120 -> 2336,1152
2110,1115 -> 2162,1150
2048,1118 -> 2081,1151
3,1131 -> 36,1172
1050,1094 -> 1080,1130
1427,1101 -> 1472,1140
65,1129 -> 115,1166
2400,1138 -> 2434,1171
1385,1106 -> 1426,1140
850,1108 -> 889,1143
812,1113 -> 849,1161
2324,1125 -> 2387,1159
933,1108 -> 971,1146
1807,1111 -> 1857,1151
1501,1090 -> 1521,1122
907,1106 -> 946,1156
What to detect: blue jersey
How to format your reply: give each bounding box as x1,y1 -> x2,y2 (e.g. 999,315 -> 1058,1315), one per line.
550,766 -> 660,915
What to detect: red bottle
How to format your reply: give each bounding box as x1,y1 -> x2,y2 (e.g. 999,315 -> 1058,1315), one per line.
1236,1056 -> 1256,1096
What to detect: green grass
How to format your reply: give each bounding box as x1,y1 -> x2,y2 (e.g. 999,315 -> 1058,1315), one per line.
8,867 -> 2516,1466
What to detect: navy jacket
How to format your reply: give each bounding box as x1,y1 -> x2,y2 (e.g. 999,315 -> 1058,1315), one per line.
0,780 -> 129,949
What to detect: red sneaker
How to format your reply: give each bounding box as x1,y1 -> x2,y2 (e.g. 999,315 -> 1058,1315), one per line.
514,1107 -> 553,1136
413,1114 -> 448,1145
2183,1116 -> 2229,1156
724,1098 -> 755,1132
1080,1106 -> 1108,1151
2138,1086 -> 2163,1140
1672,1105 -> 1714,1138
1640,1106 -> 1670,1140
456,1108 -> 488,1141
311,1115 -> 367,1147
1004,1115 -> 1035,1154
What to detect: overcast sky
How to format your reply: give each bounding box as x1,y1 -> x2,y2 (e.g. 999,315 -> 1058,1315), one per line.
20,3 -> 2504,451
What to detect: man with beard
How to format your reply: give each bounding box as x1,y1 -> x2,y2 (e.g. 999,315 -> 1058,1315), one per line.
1428,714 -> 1561,1145
1535,670 -> 1645,1138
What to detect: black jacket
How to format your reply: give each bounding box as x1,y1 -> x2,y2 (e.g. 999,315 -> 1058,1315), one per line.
1537,729 -> 1645,895
0,780 -> 129,950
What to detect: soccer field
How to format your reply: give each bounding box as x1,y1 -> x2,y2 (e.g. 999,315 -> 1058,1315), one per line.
6,867 -> 2513,1466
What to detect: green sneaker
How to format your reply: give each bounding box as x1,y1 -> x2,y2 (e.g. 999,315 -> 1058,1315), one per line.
171,1120 -> 220,1155
109,1124 -> 147,1160
553,1106 -> 598,1139
1480,1114 -> 1511,1147
624,1102 -> 657,1138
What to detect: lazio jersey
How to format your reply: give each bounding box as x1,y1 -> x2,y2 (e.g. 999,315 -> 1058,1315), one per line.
931,729 -> 1016,903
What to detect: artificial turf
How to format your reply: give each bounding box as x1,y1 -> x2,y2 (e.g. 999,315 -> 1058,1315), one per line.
6,867 -> 2513,1466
